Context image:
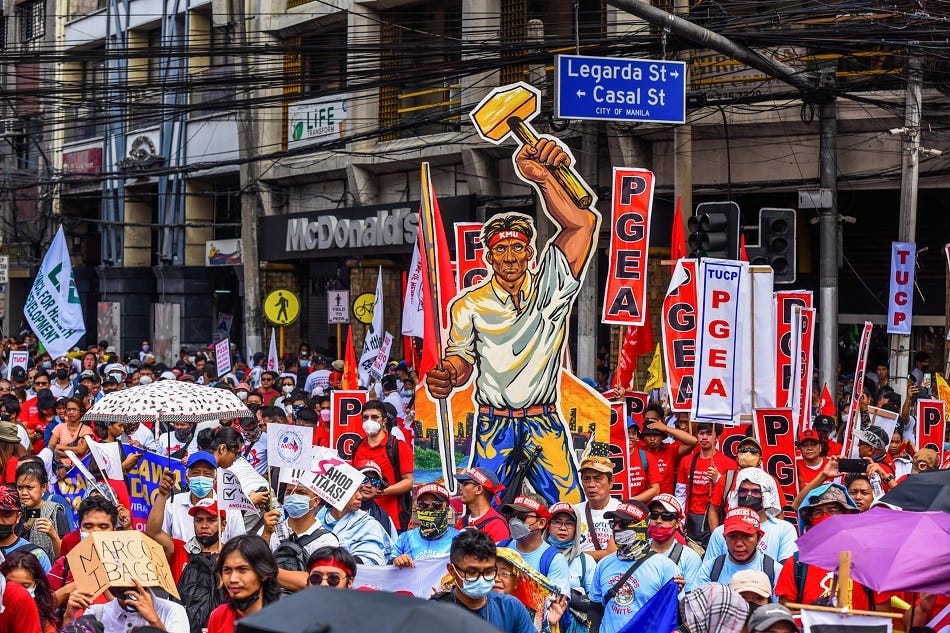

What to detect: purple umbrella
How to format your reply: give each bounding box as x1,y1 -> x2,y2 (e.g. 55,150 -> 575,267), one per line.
796,506 -> 950,594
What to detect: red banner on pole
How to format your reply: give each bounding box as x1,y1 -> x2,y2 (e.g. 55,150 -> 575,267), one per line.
330,390 -> 368,460
842,321 -> 874,457
453,222 -> 485,292
916,399 -> 946,466
789,306 -> 816,431
753,408 -> 799,521
774,291 -> 812,411
718,424 -> 749,463
662,259 -> 697,412
602,168 -> 654,326
609,401 -> 631,500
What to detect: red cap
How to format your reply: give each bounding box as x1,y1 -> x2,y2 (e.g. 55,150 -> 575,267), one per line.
415,483 -> 450,501
501,495 -> 551,520
724,507 -> 762,535
188,498 -> 224,519
798,429 -> 822,444
548,502 -> 576,518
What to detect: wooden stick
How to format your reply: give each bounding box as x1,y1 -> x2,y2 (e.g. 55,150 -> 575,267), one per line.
838,550 -> 852,609
785,603 -> 901,619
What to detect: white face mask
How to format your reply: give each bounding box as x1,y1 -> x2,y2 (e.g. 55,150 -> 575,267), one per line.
139,376 -> 153,385
362,420 -> 382,436
236,391 -> 248,401
282,385 -> 294,394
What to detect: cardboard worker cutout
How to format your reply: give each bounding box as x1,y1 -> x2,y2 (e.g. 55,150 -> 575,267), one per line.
425,82 -> 602,504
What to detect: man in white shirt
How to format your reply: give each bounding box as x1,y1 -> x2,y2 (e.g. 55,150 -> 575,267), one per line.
573,456 -> 620,561
65,579 -> 189,633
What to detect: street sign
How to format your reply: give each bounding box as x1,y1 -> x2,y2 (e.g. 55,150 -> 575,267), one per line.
352,292 -> 376,325
263,288 -> 300,326
327,290 -> 350,324
555,55 -> 687,124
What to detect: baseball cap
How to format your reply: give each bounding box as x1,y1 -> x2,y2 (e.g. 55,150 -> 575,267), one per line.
604,500 -> 649,523
626,416 -> 640,431
856,425 -> 888,450
0,485 -> 20,511
454,467 -> 503,493
724,507 -> 762,535
104,363 -> 127,376
36,389 -> 57,410
578,456 -> 613,474
415,483 -> 450,502
178,374 -> 196,382
102,375 -> 120,385
747,604 -> 798,632
548,502 -> 576,519
358,461 -> 384,479
185,451 -> 218,470
738,436 -> 761,451
188,498 -> 224,519
729,569 -> 773,599
10,366 -> 26,381
648,493 -> 684,521
79,370 -> 98,381
813,415 -> 836,432
798,429 -> 822,444
55,356 -> 71,366
501,494 -> 551,520
159,371 -> 177,381
641,423 -> 666,437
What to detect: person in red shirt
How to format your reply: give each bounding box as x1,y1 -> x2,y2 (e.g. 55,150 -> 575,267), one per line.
256,371 -> 281,406
638,404 -> 697,495
207,535 -> 280,633
676,423 -> 736,546
350,400 -> 413,530
454,467 -> 510,542
795,429 -> 829,492
625,418 -> 659,502
813,415 -> 842,457
0,576 -> 41,633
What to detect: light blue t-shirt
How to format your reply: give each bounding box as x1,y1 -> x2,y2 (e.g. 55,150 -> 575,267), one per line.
506,541 -> 571,596
657,542 -> 704,593
589,553 -> 680,633
696,550 -> 779,595
392,527 -> 459,560
568,552 -> 596,593
703,516 -> 798,563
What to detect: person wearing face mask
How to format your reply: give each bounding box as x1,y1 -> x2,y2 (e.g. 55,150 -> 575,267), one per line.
647,494 -> 702,593
542,502 -> 594,595
0,485 -> 51,572
702,468 -> 798,566
148,499 -> 226,633
158,422 -> 201,461
350,400 -> 414,531
708,436 -> 771,531
430,529 -> 538,633
50,357 -> 75,398
238,416 -> 268,477
774,484 -> 874,610
233,383 -> 251,403
588,500 -> 680,633
392,484 -> 460,568
146,452 -> 246,550
498,494 -> 571,596
274,377 -> 297,409
0,550 -> 55,633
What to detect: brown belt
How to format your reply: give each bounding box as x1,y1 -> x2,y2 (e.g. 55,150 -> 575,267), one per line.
477,404 -> 556,417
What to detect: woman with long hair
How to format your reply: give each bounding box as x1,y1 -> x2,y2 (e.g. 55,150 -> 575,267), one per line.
15,462 -> 69,560
1,550 -> 60,633
47,397 -> 93,468
207,535 -> 281,633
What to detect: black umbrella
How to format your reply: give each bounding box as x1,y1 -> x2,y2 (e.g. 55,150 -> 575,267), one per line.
879,468 -> 950,512
236,585 -> 505,633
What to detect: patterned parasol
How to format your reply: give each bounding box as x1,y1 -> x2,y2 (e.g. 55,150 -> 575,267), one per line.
81,379 -> 250,424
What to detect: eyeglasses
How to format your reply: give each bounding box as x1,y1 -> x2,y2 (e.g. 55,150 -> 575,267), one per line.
33,381 -> 50,387
810,506 -> 843,519
260,377 -> 273,382
737,487 -> 763,497
417,501 -> 445,511
549,518 -> 576,528
648,511 -> 678,521
452,565 -> 497,582
738,447 -> 761,455
497,569 -> 518,579
511,512 -> 539,523
308,572 -> 350,587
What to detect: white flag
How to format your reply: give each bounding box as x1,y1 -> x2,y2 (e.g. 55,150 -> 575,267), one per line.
85,438 -> 124,480
359,267 -> 384,387
24,227 -> 85,358
266,328 -> 278,371
401,242 -> 424,337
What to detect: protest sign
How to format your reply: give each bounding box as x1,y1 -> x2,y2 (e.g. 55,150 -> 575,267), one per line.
609,401 -> 631,500
217,468 -> 256,512
602,168 -> 653,326
750,266 -> 777,409
330,390 -> 368,459
774,291 -> 812,411
215,338 -> 231,376
355,556 -> 451,597
753,408 -> 799,521
917,399 -> 945,464
800,609 -> 893,633
787,305 -> 815,431
24,227 -> 85,358
86,439 -> 124,480
693,258 -> 749,423
266,422 -> 313,470
67,530 -> 179,599
842,322 -> 874,456
369,332 -> 394,380
305,446 -> 363,511
887,241 -> 915,335
454,222 -> 486,291
6,350 -> 29,380
124,447 -> 187,530
662,259 -> 697,412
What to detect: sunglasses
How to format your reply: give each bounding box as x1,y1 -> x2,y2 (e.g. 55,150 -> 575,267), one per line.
417,501 -> 445,511
362,477 -> 383,488
308,571 -> 350,587
649,510 -> 678,521
737,487 -> 763,497
738,447 -> 761,454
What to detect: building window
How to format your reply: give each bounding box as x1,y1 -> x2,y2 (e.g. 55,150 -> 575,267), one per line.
210,25 -> 233,68
147,28 -> 162,83
0,13 -> 7,50
16,0 -> 44,43
300,25 -> 346,95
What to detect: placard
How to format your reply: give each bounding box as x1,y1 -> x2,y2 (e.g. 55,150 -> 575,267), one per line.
217,468 -> 257,512
266,422 -> 313,469
67,531 -> 179,599
917,399 -> 946,466
602,168 -> 654,326
6,350 -> 29,380
753,408 -> 799,522
369,332 -> 394,380
774,291 -> 812,411
887,241 -> 915,335
661,259 -> 697,412
215,338 -> 231,376
330,390 -> 369,459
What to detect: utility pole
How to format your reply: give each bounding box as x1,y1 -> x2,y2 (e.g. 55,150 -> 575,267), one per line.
818,93 -> 839,397
232,0 -> 264,355
890,56 -> 922,393
576,121 -> 599,380
673,0 -> 692,220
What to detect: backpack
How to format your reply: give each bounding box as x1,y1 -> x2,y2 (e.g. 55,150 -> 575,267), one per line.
709,553 -> 776,585
274,528 -> 330,572
352,434 -> 412,528
668,542 -> 685,566
178,552 -> 221,633
499,540 -> 560,577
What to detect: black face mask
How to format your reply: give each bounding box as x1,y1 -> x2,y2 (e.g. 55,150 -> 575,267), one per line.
0,524 -> 13,539
246,404 -> 261,414
230,591 -> 260,612
174,426 -> 195,443
56,368 -> 69,380
737,494 -> 764,512
196,533 -> 219,548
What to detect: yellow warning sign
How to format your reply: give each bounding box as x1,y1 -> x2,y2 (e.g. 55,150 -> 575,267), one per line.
264,289 -> 300,326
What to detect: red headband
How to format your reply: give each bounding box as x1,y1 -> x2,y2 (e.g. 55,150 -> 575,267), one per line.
487,230 -> 530,249
309,559 -> 355,576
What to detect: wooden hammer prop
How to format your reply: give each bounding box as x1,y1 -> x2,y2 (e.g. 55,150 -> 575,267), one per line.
470,82 -> 594,209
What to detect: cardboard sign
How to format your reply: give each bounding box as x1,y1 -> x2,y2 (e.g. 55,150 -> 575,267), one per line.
774,291 -> 812,411
887,241 -> 915,335
369,332 -> 394,380
309,446 -> 363,511
67,531 -> 179,599
330,390 -> 368,459
662,259 -> 697,412
217,468 -> 256,512
6,350 -> 29,380
609,401 -> 631,500
842,321 -> 873,457
266,422 -> 313,470
749,266 -> 776,409
917,399 -> 946,464
753,408 -> 799,522
787,305 -> 815,431
454,222 -> 486,291
692,258 -> 749,423
602,168 -> 654,326
215,338 -> 231,376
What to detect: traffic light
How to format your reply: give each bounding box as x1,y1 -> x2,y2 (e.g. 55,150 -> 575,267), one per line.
746,207 -> 797,283
687,201 -> 740,259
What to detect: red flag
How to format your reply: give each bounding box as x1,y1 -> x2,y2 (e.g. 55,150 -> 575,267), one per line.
342,324 -> 358,390
819,383 -> 836,417
612,306 -> 654,390
739,233 -> 749,262
670,196 -> 687,260
417,166 -> 455,377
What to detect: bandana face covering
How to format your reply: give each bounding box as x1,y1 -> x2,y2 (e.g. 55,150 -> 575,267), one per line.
417,508 -> 449,539
546,534 -> 573,550
614,521 -> 649,560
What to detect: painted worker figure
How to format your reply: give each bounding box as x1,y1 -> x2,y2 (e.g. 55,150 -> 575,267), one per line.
426,137 -> 601,504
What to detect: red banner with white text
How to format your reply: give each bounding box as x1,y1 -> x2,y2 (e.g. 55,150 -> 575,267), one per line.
774,291 -> 812,412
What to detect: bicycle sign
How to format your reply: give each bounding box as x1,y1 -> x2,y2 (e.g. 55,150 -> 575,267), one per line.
352,292 -> 376,325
